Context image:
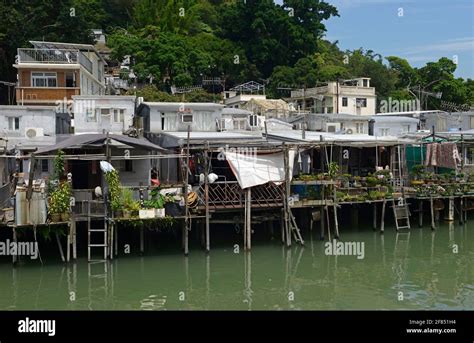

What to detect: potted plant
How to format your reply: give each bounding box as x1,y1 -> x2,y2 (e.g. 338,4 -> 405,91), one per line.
143,188 -> 167,218
104,169 -> 122,218
122,188 -> 140,219
49,182 -> 71,222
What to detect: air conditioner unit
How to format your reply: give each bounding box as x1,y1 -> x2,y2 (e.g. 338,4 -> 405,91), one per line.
25,127 -> 44,138
326,122 -> 341,133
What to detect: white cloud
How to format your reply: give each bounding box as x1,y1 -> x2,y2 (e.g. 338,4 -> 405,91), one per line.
402,37 -> 474,55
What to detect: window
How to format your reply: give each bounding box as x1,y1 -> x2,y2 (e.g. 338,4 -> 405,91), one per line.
86,108 -> 97,122
342,97 -> 348,107
468,147 -> 474,165
248,115 -> 259,127
233,118 -> 246,130
100,108 -> 110,116
41,160 -> 49,173
380,128 -> 389,136
7,117 -> 20,131
437,118 -> 447,132
65,72 -> 75,87
356,98 -> 367,107
355,122 -> 364,134
363,79 -> 368,87
31,72 -> 57,87
470,116 -> 474,129
181,114 -> 193,123
113,109 -> 125,123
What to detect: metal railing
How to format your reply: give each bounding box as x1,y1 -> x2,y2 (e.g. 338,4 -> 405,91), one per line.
18,48 -> 93,73
197,181 -> 284,209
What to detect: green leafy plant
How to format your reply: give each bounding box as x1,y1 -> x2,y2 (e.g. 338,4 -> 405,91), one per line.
143,188 -> 167,209
53,150 -> 65,180
328,162 -> 340,180
105,169 -> 122,211
122,188 -> 140,212
48,182 -> 71,214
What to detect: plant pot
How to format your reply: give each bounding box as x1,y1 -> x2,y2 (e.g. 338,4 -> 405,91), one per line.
139,209 -> 155,219
155,208 -> 165,218
51,213 -> 61,222
61,212 -> 70,222
123,210 -> 131,219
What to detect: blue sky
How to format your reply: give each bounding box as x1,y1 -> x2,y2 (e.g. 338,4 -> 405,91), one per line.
276,0 -> 474,79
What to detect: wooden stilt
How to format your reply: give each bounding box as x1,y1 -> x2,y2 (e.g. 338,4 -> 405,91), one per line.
280,209 -> 285,244
445,198 -> 454,221
72,216 -> 77,260
113,221 -> 118,257
430,197 -> 436,230
373,203 -> 377,230
56,232 -> 65,262
459,198 -> 464,225
140,226 -> 145,255
333,204 -> 339,239
204,142 -> 210,253
67,222 -> 71,262
418,200 -> 423,228
246,188 -> 251,250
320,207 -> 325,240
325,205 -> 331,241
380,199 -> 386,233
12,228 -> 17,265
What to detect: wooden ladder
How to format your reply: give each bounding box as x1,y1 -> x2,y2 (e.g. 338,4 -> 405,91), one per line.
87,201 -> 109,262
392,197 -> 411,231
289,210 -> 305,245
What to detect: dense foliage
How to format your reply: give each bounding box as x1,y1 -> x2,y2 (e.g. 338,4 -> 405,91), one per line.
0,0 -> 472,109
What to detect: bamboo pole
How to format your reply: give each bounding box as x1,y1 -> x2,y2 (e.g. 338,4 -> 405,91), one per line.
183,125 -> 191,256
430,197 -> 436,230
418,200 -> 423,228
12,228 -> 17,265
333,204 -> 339,239
380,199 -> 386,233
320,206 -> 325,240
56,232 -> 65,262
373,203 -> 377,230
204,141 -> 210,253
247,188 -> 251,250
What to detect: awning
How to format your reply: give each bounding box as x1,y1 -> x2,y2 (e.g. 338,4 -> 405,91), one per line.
33,134 -> 168,155
225,150 -> 296,189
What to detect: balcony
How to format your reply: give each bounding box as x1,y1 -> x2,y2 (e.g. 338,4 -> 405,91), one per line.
17,48 -> 92,73
16,87 -> 80,104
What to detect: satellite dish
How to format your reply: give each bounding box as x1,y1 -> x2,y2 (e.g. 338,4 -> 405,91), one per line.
346,129 -> 353,134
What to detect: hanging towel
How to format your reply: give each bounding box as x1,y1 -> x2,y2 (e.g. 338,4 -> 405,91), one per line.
438,143 -> 461,169
425,143 -> 440,167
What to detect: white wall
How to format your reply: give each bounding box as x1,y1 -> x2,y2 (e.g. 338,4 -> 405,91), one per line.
73,96 -> 135,134
337,95 -> 376,116
0,106 -> 56,138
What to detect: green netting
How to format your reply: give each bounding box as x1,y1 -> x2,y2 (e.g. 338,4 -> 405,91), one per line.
406,145 -> 453,174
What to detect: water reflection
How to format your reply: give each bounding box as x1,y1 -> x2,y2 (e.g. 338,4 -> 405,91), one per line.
0,221 -> 473,310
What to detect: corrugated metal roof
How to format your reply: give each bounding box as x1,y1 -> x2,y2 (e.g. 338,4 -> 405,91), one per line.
371,116 -> 419,123
34,134 -> 167,154
310,113 -> 371,121
265,131 -> 415,146
143,102 -> 224,111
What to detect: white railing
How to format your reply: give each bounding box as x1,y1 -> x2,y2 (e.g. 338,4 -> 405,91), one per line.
18,48 -> 92,73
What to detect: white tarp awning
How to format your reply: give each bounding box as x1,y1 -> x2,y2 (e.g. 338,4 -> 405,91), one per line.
225,150 -> 295,189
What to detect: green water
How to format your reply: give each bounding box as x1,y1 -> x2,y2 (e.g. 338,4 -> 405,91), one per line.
0,222 -> 473,310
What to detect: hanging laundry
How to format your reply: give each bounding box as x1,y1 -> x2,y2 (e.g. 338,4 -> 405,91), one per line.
438,143 -> 461,169
425,143 -> 440,167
